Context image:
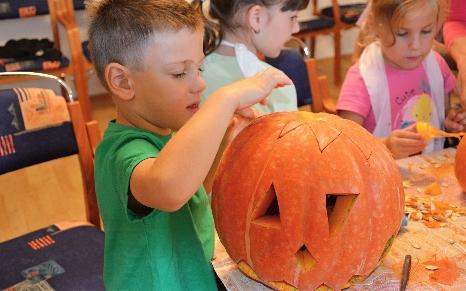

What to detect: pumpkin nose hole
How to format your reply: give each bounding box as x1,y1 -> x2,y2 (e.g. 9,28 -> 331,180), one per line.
326,194 -> 358,236
264,192 -> 279,217
295,245 -> 316,271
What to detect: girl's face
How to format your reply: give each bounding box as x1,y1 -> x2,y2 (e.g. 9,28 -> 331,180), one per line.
253,4 -> 300,58
379,2 -> 437,70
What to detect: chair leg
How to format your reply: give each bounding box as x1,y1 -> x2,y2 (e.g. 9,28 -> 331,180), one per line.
73,69 -> 93,121
310,37 -> 316,58
333,29 -> 342,84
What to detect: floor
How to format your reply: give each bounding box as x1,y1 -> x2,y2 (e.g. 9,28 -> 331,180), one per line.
0,55 -> 353,242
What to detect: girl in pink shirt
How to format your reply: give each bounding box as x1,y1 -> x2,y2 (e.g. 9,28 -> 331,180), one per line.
444,0 -> 466,107
337,0 -> 466,159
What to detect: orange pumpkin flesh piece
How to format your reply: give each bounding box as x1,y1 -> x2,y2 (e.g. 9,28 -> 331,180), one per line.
455,137 -> 466,192
212,112 -> 405,290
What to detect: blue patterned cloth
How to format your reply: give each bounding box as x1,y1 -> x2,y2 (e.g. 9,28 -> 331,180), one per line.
0,0 -> 85,20
0,88 -> 78,174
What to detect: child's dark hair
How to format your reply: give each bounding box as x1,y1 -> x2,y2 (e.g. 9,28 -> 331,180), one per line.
192,0 -> 309,55
87,0 -> 204,89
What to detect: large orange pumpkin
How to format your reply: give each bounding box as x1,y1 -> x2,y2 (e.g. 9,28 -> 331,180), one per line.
212,112 -> 404,290
455,137 -> 466,192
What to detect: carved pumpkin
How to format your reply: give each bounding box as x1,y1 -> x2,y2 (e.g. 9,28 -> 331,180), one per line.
212,112 -> 404,290
455,137 -> 466,192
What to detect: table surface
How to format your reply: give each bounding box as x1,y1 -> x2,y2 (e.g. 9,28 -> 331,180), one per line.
212,148 -> 466,291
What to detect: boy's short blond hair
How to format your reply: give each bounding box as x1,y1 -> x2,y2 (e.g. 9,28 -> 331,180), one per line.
87,0 -> 204,89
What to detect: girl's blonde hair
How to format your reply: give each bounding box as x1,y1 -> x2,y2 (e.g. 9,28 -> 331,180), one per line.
361,0 -> 448,47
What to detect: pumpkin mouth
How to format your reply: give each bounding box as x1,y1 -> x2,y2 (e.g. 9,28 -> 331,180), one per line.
326,194 -> 358,237
295,245 -> 316,271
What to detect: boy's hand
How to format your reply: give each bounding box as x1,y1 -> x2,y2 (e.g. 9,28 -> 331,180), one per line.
445,107 -> 466,132
219,68 -> 292,110
385,124 -> 425,159
226,108 -> 261,145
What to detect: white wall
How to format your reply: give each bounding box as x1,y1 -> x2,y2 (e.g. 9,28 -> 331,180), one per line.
0,0 -> 364,95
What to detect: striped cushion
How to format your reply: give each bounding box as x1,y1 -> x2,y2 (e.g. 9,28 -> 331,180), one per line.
0,88 -> 78,174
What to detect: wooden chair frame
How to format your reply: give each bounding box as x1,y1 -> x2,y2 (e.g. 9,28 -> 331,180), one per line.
0,71 -> 101,229
0,0 -> 92,121
294,2 -> 342,84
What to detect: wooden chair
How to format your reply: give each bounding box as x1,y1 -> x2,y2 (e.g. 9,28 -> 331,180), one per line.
279,37 -> 336,114
314,0 -> 366,30
294,6 -> 341,84
53,0 -> 94,74
0,0 -> 92,121
0,72 -> 103,290
305,58 -> 336,114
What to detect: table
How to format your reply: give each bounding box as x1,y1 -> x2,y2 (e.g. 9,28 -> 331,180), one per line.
213,148 -> 466,290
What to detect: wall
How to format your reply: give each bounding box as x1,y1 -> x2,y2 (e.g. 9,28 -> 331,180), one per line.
0,0 -> 364,95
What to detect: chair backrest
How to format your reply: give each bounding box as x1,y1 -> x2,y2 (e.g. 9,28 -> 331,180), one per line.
0,72 -> 101,229
305,58 -> 336,114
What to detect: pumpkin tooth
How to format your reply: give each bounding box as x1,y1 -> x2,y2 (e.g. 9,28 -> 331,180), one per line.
294,245 -> 316,272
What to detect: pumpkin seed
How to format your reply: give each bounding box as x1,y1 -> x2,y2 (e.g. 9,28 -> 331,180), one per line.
448,239 -> 455,244
425,265 -> 439,271
411,242 -> 421,249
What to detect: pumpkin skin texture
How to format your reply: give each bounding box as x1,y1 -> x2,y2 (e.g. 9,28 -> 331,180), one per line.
455,137 -> 466,192
212,112 -> 404,290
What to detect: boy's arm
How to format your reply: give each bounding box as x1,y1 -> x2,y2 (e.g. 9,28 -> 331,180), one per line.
131,69 -> 291,212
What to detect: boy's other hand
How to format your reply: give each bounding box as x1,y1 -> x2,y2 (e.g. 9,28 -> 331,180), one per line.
385,124 -> 425,159
219,68 -> 292,110
445,107 -> 466,132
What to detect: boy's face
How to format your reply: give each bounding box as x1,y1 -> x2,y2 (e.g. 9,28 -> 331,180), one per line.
129,28 -> 205,132
380,3 -> 436,70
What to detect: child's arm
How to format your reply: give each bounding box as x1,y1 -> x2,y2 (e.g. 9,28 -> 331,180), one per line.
131,68 -> 292,212
339,110 -> 425,159
203,110 -> 259,193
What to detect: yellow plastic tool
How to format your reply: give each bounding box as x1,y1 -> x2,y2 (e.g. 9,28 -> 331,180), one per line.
416,122 -> 465,141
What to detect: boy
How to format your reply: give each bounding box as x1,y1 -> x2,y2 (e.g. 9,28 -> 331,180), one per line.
88,0 -> 291,290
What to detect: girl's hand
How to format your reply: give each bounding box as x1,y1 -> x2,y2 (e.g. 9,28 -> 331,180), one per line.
445,107 -> 466,132
384,124 -> 425,159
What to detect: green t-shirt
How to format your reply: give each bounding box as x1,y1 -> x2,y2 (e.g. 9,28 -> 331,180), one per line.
95,121 -> 217,291
201,52 -> 298,114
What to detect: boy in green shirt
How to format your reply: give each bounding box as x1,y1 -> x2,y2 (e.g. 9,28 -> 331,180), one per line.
88,0 -> 292,289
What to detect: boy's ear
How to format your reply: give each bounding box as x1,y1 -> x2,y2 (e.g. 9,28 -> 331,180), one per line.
246,5 -> 264,33
105,62 -> 135,101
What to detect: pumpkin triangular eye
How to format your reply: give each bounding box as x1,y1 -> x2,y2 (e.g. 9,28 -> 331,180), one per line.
252,184 -> 281,222
308,121 -> 341,152
278,120 -> 305,138
326,193 -> 358,237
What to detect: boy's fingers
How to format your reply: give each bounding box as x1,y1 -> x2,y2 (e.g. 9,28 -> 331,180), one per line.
260,68 -> 293,89
236,107 -> 256,119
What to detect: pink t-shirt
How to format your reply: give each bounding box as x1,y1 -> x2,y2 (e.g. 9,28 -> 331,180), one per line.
443,0 -> 466,51
337,51 -> 456,133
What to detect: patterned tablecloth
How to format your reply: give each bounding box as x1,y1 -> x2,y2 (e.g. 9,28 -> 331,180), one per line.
212,148 -> 466,290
